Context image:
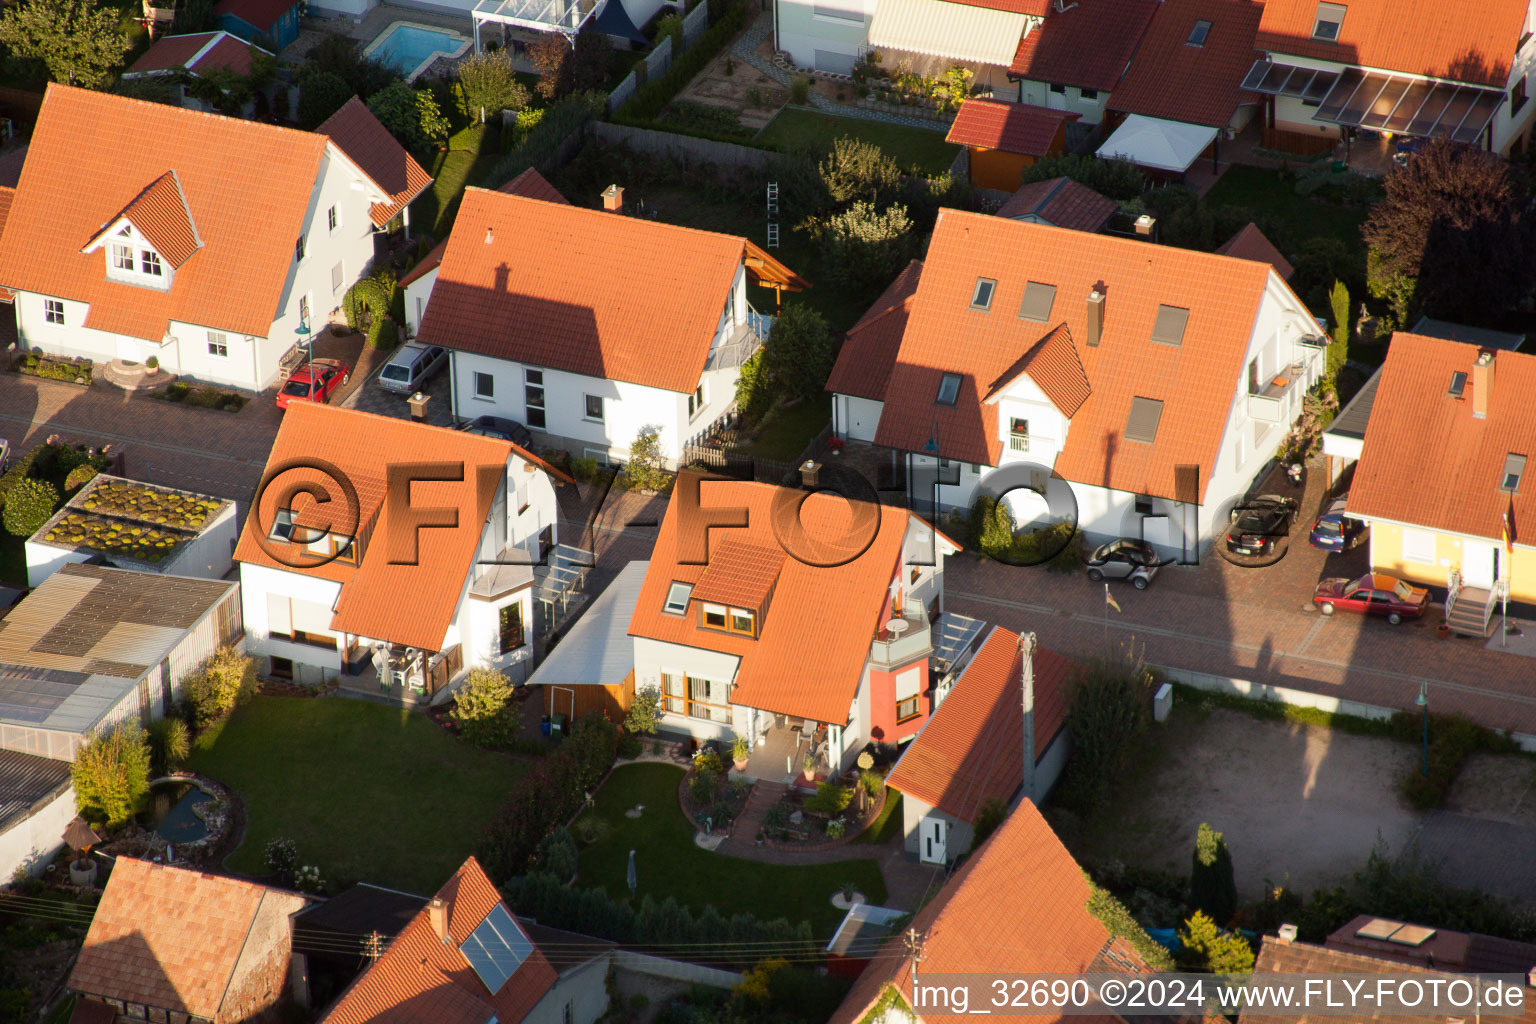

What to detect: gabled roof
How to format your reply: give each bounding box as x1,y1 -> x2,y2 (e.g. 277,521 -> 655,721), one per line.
629,479 -> 954,724
1215,221 -> 1293,280
1009,0 -> 1160,92
69,859 -> 306,1019
996,177 -> 1118,233
982,322 -> 1091,414
956,0 -> 1050,14
1347,333 -> 1536,546
319,857 -> 557,1024
825,258 -> 923,402
885,627 -> 1071,822
873,211 -> 1274,502
398,168 -> 568,288
945,98 -> 1077,156
1254,0 -> 1529,87
318,97 -> 433,228
234,403 -> 569,652
126,31 -> 266,78
0,84 -> 329,342
828,800 -> 1137,1024
214,0 -> 296,31
1109,0 -> 1264,127
84,169 -> 203,268
417,188 -> 802,394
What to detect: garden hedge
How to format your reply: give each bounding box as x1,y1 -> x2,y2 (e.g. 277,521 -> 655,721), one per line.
2,477 -> 60,537
488,92 -> 604,186
612,0 -> 748,125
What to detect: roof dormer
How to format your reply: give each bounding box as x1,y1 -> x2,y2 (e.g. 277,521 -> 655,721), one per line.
81,170 -> 203,290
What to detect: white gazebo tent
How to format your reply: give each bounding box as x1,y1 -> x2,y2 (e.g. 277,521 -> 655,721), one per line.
1096,114 -> 1219,175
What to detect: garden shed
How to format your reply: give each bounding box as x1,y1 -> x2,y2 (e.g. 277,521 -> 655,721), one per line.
215,0 -> 301,51
945,99 -> 1077,192
526,560 -> 645,721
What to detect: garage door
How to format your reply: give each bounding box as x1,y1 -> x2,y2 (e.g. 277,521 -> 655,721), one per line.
814,49 -> 856,75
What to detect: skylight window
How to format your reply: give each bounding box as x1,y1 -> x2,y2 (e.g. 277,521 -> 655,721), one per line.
1124,397 -> 1164,444
460,904 -> 534,995
1150,305 -> 1190,346
1502,453 -> 1526,494
664,582 -> 693,615
1187,19 -> 1211,45
970,278 -> 996,311
1018,281 -> 1057,323
936,372 -> 962,406
1448,371 -> 1467,398
1313,1 -> 1345,40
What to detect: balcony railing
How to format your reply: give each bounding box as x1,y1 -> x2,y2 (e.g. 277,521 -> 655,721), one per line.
703,322 -> 762,372
1248,361 -> 1307,423
1009,433 -> 1029,452
870,609 -> 933,668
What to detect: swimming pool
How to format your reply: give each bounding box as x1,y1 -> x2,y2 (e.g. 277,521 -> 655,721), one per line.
363,22 -> 472,82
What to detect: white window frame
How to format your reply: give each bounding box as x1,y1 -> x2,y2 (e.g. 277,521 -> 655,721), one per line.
584,394 -> 604,423
327,205 -> 339,233
44,299 -> 64,325
1402,528 -> 1436,565
295,234 -> 308,263
299,294 -> 311,327
331,261 -> 345,295
688,382 -> 707,420
111,243 -> 135,271
525,368 -> 545,427
140,249 -> 163,277
663,581 -> 692,615
208,331 -> 229,358
474,371 -> 495,400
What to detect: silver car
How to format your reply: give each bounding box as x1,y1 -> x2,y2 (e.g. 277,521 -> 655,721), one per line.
376,343 -> 448,394
1085,538 -> 1161,590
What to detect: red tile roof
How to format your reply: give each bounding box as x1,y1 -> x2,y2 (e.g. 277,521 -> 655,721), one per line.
0,85 -> 329,342
1109,0 -> 1264,127
945,98 -> 1076,155
1215,222 -> 1293,280
67,1000 -> 116,1024
234,403 -> 570,652
982,322 -> 1091,414
1255,0 -> 1529,87
127,31 -> 263,77
630,478 -> 953,724
418,188 -> 792,394
1009,0 -> 1160,92
829,800 -> 1133,1024
996,176 -> 1118,232
955,0 -> 1051,14
873,211 -> 1274,503
826,258 -> 923,402
320,858 -> 557,1024
318,97 -> 433,228
69,859 -> 306,1020
1348,333 -> 1536,548
688,538 -> 785,608
398,169 -> 568,289
0,186 -> 13,302
85,169 -> 202,268
885,628 -> 1071,822
214,0 -> 295,31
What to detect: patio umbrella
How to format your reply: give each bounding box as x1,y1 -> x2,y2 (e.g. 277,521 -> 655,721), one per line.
627,849 -> 637,897
63,818 -> 99,865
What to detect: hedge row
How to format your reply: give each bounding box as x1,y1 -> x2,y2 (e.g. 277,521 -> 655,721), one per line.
613,0 -> 749,125
488,92 -> 605,187
508,869 -> 817,967
476,712 -> 619,881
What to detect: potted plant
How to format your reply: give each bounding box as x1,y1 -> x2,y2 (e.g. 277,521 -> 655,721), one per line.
732,734 -> 751,771
802,753 -> 816,781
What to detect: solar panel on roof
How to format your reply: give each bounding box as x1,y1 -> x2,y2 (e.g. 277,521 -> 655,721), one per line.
1355,918 -> 1403,940
1314,66 -> 1366,123
1279,68 -> 1319,97
1359,76 -> 1412,129
1241,60 -> 1273,91
1453,90 -> 1503,144
1303,70 -> 1339,102
460,904 -> 534,995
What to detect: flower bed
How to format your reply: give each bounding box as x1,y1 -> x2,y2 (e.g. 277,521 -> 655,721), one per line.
157,380 -> 247,412
759,772 -> 887,849
678,747 -> 750,833
12,351 -> 92,385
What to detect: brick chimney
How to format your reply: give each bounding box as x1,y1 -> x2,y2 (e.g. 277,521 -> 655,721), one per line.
1472,350 -> 1494,419
427,898 -> 449,943
1278,924 -> 1298,944
1086,287 -> 1105,347
601,184 -> 624,213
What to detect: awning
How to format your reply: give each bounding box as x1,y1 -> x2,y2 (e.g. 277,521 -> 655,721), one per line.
525,561 -> 647,687
592,0 -> 646,44
1243,58 -> 1504,144
1097,115 -> 1217,174
472,0 -> 595,34
868,0 -> 1029,68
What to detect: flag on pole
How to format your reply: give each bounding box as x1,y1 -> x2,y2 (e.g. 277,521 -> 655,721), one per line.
1104,583 -> 1121,613
1505,499 -> 1517,555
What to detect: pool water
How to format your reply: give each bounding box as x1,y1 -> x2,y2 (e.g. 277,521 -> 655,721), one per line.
139,781 -> 211,843
366,24 -> 471,81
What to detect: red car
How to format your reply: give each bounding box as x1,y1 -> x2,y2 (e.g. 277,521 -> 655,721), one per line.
1313,572 -> 1430,624
277,359 -> 350,410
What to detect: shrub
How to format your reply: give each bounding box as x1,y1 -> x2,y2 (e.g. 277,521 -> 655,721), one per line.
265,837 -> 300,886
147,717 -> 190,774
456,48 -> 530,120
293,864 -> 325,894
858,769 -> 883,799
968,798 -> 1007,852
1327,279 -> 1350,378
789,76 -> 810,104
763,302 -> 837,403
529,32 -> 571,99
709,798 -> 736,827
1178,910 -> 1255,974
969,494 -> 1014,558
537,827 -> 579,882
623,428 -> 667,492
63,462 -> 98,493
693,750 -> 724,775
803,782 -> 851,815
3,477 -> 59,536
367,81 -> 449,155
817,200 -> 914,292
296,71 -> 351,129
1055,644 -> 1157,813
856,751 -> 874,771
624,686 -> 663,734
733,348 -> 774,424
489,91 -> 605,185
183,646 -> 257,728
1189,822 -> 1238,926
616,731 -> 642,758
450,668 -> 522,749
824,817 -> 846,839
569,456 -> 600,482
819,136 -> 903,207
345,275 -> 399,349
690,768 -> 719,804
1021,153 -> 1145,201
72,723 -> 151,829
762,803 -> 789,832
301,32 -> 397,101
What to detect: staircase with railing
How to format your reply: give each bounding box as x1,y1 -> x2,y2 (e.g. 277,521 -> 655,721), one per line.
1444,566 -> 1499,637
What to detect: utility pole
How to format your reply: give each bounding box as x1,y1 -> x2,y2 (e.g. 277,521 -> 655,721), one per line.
1021,632 -> 1036,804
363,931 -> 383,961
904,927 -> 927,995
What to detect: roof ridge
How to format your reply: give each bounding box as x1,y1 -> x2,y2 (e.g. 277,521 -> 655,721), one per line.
464,186 -> 755,249
43,82 -> 330,151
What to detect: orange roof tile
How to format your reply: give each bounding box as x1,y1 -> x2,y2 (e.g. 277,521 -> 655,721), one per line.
873,211 -> 1274,503
1348,333 -> 1536,547
127,31 -> 264,77
1255,0 -> 1529,87
417,188 -> 780,394
826,258 -> 923,402
828,801 -> 1133,1024
320,858 -> 557,1024
85,169 -> 202,268
235,403 -> 569,652
1215,222 -> 1293,280
1109,0 -> 1264,127
69,859 -> 305,1019
955,0 -> 1051,13
318,97 -> 433,229
982,322 -> 1091,414
1009,0 -> 1160,91
885,628 -> 1071,822
688,538 -> 785,608
0,85 -> 328,342
630,479 -> 944,724
995,176 -> 1118,232
398,169 -> 568,289
0,186 -> 13,301
945,99 -> 1076,156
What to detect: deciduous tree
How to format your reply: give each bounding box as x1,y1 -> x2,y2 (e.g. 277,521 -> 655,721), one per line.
0,0 -> 131,88
72,723 -> 151,828
763,302 -> 838,402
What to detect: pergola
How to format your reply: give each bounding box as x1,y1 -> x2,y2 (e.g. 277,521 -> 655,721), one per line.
472,0 -> 598,51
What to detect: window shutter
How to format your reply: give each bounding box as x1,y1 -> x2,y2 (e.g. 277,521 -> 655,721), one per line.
265,594 -> 291,636
292,599 -> 334,633
895,667 -> 922,701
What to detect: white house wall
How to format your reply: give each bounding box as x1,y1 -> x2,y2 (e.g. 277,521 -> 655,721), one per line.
404,266 -> 438,339
632,636 -> 744,743
240,561 -> 346,683
162,502 -> 240,580
523,956 -> 612,1024
0,785 -> 77,880
1017,80 -> 1109,124
835,394 -> 884,442
776,0 -> 875,74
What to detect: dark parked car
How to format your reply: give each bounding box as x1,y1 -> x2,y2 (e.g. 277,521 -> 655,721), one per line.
1309,495 -> 1367,551
460,415 -> 534,449
1225,495 -> 1298,556
1313,572 -> 1429,624
1085,538 -> 1161,590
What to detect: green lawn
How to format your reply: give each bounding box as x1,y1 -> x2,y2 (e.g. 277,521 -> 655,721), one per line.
744,394 -> 831,461
187,696 -> 525,894
411,124 -> 507,241
574,764 -> 886,934
851,788 -> 902,845
755,107 -> 961,179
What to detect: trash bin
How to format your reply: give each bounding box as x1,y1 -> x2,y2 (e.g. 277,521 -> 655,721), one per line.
540,715 -> 551,736
552,712 -> 568,737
